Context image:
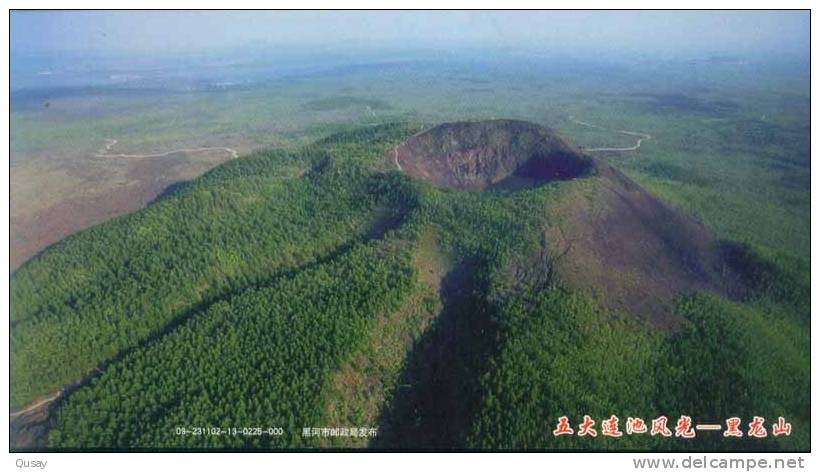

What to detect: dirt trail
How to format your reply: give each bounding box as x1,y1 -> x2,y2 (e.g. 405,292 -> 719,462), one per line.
10,390 -> 62,419
95,139 -> 239,159
391,125 -> 430,172
393,148 -> 403,171
569,116 -> 652,152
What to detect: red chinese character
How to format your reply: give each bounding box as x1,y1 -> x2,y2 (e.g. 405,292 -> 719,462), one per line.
675,415 -> 696,438
553,416 -> 574,436
650,416 -> 672,437
748,416 -> 768,438
626,417 -> 647,435
724,417 -> 743,437
772,417 -> 792,437
577,415 -> 597,437
601,415 -> 623,438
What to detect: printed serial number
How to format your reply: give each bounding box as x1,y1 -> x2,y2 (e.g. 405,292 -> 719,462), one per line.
175,426 -> 284,437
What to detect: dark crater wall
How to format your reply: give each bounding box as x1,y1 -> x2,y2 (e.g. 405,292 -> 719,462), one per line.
391,120 -> 592,190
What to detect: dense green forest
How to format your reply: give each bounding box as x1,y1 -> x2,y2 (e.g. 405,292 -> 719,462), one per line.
466,290 -> 809,451
11,122 -> 810,451
49,238 -> 416,448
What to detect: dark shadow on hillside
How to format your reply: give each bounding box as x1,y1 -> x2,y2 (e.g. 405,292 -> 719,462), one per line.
150,180 -> 192,203
371,259 -> 498,449
717,240 -> 809,319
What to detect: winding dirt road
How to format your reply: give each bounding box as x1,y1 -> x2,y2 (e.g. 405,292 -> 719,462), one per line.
95,139 -> 239,159
569,116 -> 651,152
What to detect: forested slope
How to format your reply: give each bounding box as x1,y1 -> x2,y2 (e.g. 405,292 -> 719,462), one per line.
10,122 -> 810,451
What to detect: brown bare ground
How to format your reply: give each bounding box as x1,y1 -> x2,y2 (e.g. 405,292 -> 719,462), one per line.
10,149 -> 234,271
544,160 -> 738,330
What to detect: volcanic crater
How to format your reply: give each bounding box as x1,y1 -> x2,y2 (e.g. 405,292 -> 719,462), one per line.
391,119 -> 593,191
392,119 -> 751,329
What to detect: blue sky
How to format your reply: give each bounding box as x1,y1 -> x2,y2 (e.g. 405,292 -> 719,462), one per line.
11,10 -> 809,58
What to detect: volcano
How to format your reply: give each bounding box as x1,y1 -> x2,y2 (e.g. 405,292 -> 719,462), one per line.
391,119 -> 743,328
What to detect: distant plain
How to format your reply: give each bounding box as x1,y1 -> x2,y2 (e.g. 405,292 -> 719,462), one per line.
11,49 -> 809,272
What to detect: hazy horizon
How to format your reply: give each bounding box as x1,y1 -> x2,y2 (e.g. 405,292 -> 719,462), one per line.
11,10 -> 810,58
